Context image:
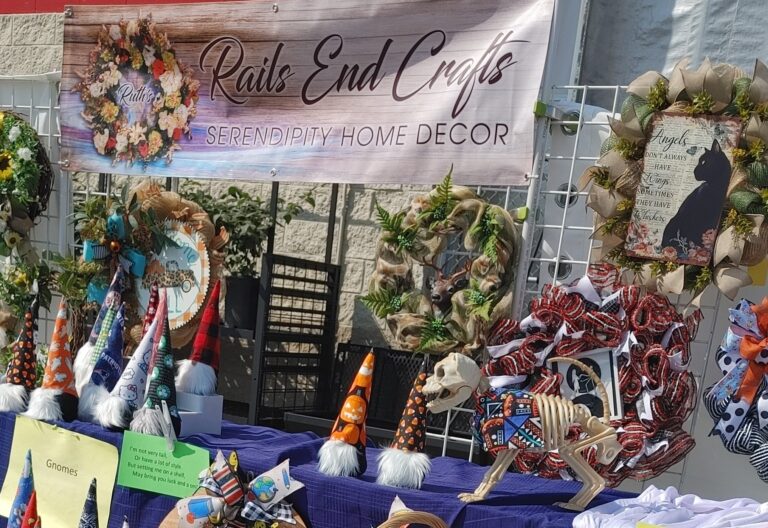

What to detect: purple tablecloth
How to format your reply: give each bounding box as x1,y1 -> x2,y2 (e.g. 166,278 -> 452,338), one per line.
0,412 -> 633,527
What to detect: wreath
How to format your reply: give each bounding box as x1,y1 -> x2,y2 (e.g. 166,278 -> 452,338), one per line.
362,169 -> 524,355
0,111 -> 54,255
75,16 -> 199,166
483,265 -> 700,487
581,58 -> 768,304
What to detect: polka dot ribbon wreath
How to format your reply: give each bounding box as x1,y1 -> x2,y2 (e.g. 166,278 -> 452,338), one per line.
482,264 -> 700,487
703,297 -> 768,482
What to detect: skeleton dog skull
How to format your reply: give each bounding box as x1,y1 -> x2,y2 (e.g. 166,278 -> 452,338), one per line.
423,353 -> 483,414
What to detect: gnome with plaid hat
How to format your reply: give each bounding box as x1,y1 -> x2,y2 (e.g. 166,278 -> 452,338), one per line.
377,356 -> 432,489
176,280 -> 221,396
0,299 -> 38,414
25,298 -> 79,422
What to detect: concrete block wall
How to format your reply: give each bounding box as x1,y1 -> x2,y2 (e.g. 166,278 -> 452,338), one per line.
0,12 -> 427,348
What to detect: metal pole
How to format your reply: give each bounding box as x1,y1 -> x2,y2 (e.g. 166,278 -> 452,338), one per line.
326,184 -> 339,265
266,181 -> 280,255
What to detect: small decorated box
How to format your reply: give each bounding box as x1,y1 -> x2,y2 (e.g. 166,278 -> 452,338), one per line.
177,391 -> 223,436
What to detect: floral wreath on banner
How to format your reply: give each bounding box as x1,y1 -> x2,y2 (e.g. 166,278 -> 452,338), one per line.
581,59 -> 768,305
75,16 -> 199,166
0,111 -> 53,256
361,169 -> 525,355
483,264 -> 701,487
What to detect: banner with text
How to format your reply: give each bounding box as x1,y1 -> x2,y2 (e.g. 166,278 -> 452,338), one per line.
61,0 -> 553,185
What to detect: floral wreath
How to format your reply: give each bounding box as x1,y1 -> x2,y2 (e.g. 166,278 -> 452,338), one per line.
75,16 -> 199,166
0,111 -> 53,255
362,169 -> 524,355
581,58 -> 768,304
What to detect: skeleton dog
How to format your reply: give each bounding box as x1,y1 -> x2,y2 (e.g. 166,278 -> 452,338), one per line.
423,353 -> 621,511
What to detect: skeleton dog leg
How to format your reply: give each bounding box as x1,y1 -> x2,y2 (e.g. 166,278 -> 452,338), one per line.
555,435 -> 608,511
458,448 -> 518,503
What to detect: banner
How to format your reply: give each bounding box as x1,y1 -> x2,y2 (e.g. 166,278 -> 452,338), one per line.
61,0 -> 554,185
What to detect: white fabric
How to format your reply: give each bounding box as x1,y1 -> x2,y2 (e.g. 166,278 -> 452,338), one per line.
573,486 -> 768,528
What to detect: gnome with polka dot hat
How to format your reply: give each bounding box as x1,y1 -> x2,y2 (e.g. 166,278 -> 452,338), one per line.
24,298 -> 79,422
0,299 -> 38,414
130,289 -> 182,437
377,355 -> 431,489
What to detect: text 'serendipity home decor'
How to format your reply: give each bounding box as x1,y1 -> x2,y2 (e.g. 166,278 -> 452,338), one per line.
60,0 -> 553,185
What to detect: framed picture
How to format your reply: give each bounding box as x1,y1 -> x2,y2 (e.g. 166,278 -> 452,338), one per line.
625,113 -> 742,265
550,347 -> 622,420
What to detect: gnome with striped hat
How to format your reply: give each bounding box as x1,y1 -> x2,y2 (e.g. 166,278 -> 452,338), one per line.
377,356 -> 431,489
74,267 -> 125,395
25,299 -> 79,422
318,350 -> 375,477
0,299 -> 38,414
130,290 -> 182,437
78,304 -> 125,423
176,280 -> 221,396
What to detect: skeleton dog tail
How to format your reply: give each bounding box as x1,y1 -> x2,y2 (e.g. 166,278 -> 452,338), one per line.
547,357 -> 611,423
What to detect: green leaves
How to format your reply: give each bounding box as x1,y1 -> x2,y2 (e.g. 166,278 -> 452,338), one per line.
464,279 -> 494,321
360,288 -> 412,318
44,251 -> 102,305
0,260 -> 52,319
418,166 -> 457,228
417,315 -> 452,352
375,202 -> 418,255
469,208 -> 503,264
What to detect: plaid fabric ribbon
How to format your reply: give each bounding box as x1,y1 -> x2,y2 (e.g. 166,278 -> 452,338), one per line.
241,500 -> 295,525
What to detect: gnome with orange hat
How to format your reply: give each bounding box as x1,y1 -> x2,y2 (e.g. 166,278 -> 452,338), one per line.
176,280 -> 221,396
318,350 -> 375,477
25,299 -> 79,422
377,356 -> 432,489
0,299 -> 38,414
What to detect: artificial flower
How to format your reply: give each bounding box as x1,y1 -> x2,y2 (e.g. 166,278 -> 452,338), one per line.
126,19 -> 139,38
127,122 -> 147,145
173,104 -> 189,128
142,45 -> 156,67
160,64 -> 182,94
158,110 -> 175,132
93,129 -> 109,155
7,126 -> 21,142
138,141 -> 149,158
153,59 -> 166,80
162,51 -> 175,70
101,62 -> 122,89
16,147 -> 32,161
148,130 -> 163,155
89,81 -> 105,98
3,231 -> 20,248
100,101 -> 120,123
108,24 -> 122,42
662,246 -> 678,260
115,129 -> 129,154
0,112 -> 5,127
0,152 -> 13,180
100,49 -> 114,63
131,49 -> 143,70
164,92 -> 181,109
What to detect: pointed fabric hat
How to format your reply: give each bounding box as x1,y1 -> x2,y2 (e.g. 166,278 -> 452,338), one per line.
131,301 -> 181,437
90,304 -> 125,392
5,300 -> 38,390
377,356 -> 431,489
141,282 -> 159,338
96,315 -> 159,430
317,350 -> 375,477
20,490 -> 39,528
78,478 -> 98,528
42,299 -> 76,395
24,299 -> 79,422
88,267 -> 125,346
7,449 -> 34,528
176,280 -> 221,396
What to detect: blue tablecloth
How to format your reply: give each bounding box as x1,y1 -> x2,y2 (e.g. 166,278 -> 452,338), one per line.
0,412 -> 633,527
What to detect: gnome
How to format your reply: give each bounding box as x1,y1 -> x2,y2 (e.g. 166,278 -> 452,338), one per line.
20,490 -> 40,528
7,449 -> 34,528
130,294 -> 182,437
0,300 -> 38,414
318,350 -> 375,477
176,280 -> 221,396
141,282 -> 159,337
78,304 -> 125,423
78,478 -> 99,528
96,315 -> 159,430
74,267 -> 125,394
25,299 -> 79,422
377,356 -> 431,489
122,515 -> 130,528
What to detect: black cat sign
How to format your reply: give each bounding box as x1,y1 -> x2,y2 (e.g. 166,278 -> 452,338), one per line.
626,113 -> 742,266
